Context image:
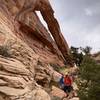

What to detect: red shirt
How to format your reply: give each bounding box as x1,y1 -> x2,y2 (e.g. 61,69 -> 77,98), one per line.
64,75 -> 72,86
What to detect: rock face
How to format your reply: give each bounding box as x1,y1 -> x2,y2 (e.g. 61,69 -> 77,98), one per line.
0,0 -> 72,100
14,0 -> 72,65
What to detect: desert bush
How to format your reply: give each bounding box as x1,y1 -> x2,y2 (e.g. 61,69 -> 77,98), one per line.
78,56 -> 100,100
0,45 -> 11,57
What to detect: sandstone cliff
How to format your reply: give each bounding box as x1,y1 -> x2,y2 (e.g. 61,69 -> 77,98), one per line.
0,0 -> 72,100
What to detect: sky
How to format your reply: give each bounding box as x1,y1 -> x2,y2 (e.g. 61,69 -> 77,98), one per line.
37,0 -> 100,53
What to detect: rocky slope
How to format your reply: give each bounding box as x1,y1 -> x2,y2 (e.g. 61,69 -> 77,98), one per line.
0,0 -> 72,100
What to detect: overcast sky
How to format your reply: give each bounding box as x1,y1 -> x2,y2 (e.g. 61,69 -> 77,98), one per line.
38,0 -> 100,53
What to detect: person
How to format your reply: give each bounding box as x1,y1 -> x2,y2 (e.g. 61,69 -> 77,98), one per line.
63,72 -> 73,93
59,74 -> 64,89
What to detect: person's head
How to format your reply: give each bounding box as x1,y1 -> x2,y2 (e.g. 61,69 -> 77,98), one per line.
65,74 -> 68,77
65,71 -> 69,77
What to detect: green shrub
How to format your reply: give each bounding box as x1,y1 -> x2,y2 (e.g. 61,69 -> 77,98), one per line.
0,45 -> 11,57
49,63 -> 68,73
51,96 -> 61,100
49,63 -> 60,72
78,56 -> 100,100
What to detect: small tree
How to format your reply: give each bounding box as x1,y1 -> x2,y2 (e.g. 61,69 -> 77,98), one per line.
70,46 -> 84,66
80,46 -> 92,55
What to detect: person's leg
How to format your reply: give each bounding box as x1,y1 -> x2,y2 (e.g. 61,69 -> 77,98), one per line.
60,84 -> 64,90
63,86 -> 69,93
67,86 -> 73,93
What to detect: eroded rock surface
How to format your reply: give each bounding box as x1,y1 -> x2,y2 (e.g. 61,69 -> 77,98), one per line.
0,0 -> 73,100
13,0 -> 72,65
0,3 -> 50,99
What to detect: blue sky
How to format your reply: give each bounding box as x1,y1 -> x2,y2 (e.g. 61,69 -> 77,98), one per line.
37,0 -> 100,53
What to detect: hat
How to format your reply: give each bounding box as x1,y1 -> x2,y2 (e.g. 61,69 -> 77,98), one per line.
65,71 -> 68,75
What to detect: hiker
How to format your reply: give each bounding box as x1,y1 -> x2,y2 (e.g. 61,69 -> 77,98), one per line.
59,74 -> 64,89
63,72 -> 73,93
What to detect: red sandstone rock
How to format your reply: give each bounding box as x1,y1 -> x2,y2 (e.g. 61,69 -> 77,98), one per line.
0,0 -> 74,99
14,0 -> 73,65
